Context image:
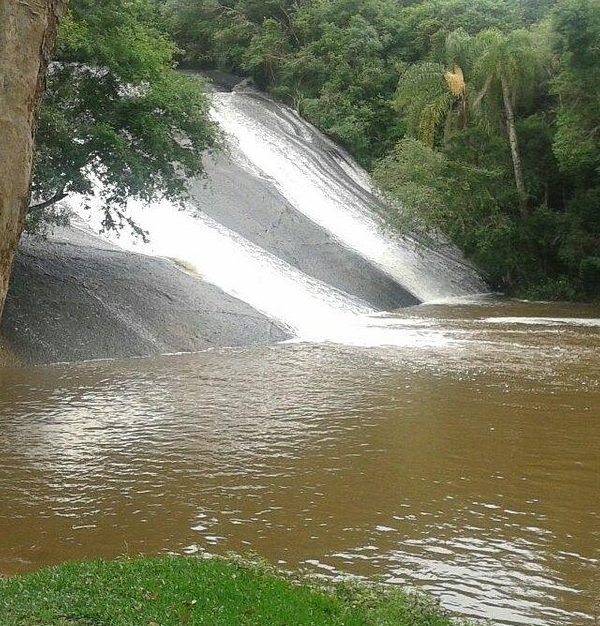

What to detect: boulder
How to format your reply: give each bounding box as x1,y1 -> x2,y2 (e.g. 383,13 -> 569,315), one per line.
1,225 -> 289,364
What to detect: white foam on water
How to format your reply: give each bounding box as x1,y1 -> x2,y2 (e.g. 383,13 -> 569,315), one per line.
481,317 -> 600,327
73,198 -> 374,337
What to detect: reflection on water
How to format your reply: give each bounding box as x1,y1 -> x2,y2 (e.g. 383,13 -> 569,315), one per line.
0,301 -> 599,625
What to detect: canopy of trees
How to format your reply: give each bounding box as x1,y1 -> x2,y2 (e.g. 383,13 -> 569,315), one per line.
18,0 -> 599,301
29,0 -> 219,236
161,0 -> 599,300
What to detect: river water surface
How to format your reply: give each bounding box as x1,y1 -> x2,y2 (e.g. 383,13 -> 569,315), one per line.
1,299 -> 599,625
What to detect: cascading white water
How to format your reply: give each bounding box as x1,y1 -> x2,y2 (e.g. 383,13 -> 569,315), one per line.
210,90 -> 487,302
71,84 -> 487,348
75,199 -> 375,340
76,199 -> 464,348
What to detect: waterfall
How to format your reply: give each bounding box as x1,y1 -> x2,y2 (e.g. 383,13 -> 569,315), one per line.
71,83 -> 486,347
76,200 -> 376,340
75,199 -> 462,348
209,90 -> 486,301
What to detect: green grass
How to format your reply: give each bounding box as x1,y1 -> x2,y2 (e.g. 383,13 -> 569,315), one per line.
0,556 -> 473,625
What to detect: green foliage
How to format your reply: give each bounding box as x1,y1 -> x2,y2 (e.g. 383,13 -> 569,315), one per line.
517,0 -> 561,24
548,0 -> 600,298
394,0 -> 521,61
75,0 -> 598,300
30,0 -> 219,234
374,138 -> 526,287
272,0 -> 410,164
470,28 -> 541,120
552,0 -> 600,177
0,556 -> 469,626
376,6 -> 598,300
164,0 -> 523,165
243,17 -> 289,81
394,62 -> 456,146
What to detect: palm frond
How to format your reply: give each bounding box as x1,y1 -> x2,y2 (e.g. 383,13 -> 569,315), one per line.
418,91 -> 454,146
445,28 -> 473,69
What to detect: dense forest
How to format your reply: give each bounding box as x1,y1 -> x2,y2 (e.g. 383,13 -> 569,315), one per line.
34,0 -> 600,300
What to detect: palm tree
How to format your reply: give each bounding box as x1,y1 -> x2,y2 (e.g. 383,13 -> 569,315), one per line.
394,27 -> 540,218
393,28 -> 473,147
471,28 -> 540,216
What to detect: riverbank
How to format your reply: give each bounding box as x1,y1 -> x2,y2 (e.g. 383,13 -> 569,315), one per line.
0,556 -> 470,625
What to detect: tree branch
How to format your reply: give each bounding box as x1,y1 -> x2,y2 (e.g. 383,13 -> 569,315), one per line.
29,189 -> 67,211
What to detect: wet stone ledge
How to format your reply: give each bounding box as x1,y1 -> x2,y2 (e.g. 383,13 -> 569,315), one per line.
0,226 -> 290,365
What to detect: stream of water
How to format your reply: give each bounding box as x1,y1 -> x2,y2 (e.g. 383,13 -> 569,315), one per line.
1,82 -> 598,625
1,300 -> 598,625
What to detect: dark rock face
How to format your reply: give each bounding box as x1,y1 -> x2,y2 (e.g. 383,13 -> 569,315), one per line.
1,226 -> 289,365
189,153 -> 419,310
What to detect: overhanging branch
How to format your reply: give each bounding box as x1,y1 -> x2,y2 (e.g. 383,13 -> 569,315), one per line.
29,189 -> 67,211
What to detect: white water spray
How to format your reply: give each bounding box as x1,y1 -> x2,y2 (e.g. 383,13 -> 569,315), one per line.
75,199 -> 373,337
74,198 -> 462,348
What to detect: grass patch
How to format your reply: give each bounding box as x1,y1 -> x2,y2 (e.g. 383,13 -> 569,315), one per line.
0,556 -> 473,625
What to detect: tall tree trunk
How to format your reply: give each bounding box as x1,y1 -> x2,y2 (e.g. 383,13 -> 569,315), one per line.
500,75 -> 527,218
0,0 -> 68,319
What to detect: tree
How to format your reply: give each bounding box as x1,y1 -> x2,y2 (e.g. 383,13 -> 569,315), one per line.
380,25 -> 558,291
471,28 -> 540,214
395,26 -> 541,215
29,0 -> 219,236
550,0 -> 600,297
551,0 -> 600,179
0,0 -> 69,318
393,28 -> 472,146
373,137 -> 527,289
161,0 -> 526,167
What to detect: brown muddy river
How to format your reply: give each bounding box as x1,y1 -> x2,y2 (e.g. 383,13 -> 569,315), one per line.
0,300 -> 599,625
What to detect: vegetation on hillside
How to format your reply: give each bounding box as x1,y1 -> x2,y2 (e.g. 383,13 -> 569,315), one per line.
0,556 -> 471,625
160,0 -> 600,300
28,0 -> 600,300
